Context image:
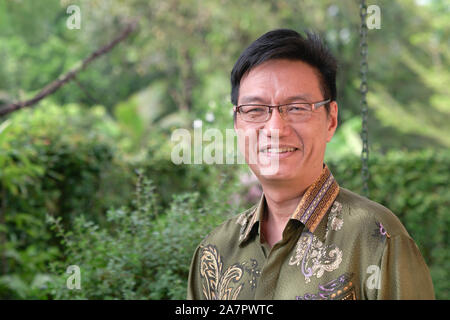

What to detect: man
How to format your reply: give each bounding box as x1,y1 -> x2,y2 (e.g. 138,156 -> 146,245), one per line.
187,29 -> 434,300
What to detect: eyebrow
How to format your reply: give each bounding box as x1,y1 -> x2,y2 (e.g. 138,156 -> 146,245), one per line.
284,94 -> 313,102
239,95 -> 267,105
239,93 -> 313,105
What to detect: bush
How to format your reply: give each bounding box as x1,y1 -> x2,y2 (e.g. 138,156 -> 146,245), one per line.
45,171 -> 242,299
0,102 -> 134,298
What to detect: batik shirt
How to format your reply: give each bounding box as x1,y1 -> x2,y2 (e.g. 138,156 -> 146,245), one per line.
187,164 -> 435,300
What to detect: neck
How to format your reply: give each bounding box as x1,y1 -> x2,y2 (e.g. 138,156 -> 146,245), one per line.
262,179 -> 306,222
258,179 -> 308,248
260,164 -> 323,221
258,166 -> 324,247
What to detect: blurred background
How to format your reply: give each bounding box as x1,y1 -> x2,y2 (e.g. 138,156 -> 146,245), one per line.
0,0 -> 448,299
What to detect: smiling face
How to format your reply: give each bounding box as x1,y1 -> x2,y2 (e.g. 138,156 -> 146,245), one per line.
234,59 -> 338,185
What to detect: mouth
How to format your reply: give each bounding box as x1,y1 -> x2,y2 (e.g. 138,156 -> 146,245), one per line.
259,146 -> 299,154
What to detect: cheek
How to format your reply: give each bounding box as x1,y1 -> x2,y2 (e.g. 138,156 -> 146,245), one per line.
293,126 -> 327,155
235,126 -> 260,162
291,127 -> 306,150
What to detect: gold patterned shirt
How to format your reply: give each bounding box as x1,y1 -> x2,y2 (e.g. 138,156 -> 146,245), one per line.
187,164 -> 435,300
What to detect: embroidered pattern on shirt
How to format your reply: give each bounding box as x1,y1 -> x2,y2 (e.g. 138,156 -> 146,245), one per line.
199,244 -> 261,300
325,200 -> 344,238
296,272 -> 355,300
200,244 -> 244,300
371,221 -> 391,240
237,207 -> 257,242
242,258 -> 261,290
291,165 -> 339,233
289,231 -> 343,283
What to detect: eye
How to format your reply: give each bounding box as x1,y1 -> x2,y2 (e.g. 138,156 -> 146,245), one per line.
240,106 -> 266,114
286,104 -> 309,113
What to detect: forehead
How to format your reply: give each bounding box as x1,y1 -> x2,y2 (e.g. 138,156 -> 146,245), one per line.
238,59 -> 323,104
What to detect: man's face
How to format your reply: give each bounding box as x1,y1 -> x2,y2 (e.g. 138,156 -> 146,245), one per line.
234,59 -> 338,184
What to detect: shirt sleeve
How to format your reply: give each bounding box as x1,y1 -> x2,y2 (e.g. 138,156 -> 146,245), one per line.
187,244 -> 203,300
378,234 -> 435,299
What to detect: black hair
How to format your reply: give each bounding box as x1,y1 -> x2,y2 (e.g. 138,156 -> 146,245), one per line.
230,29 -> 337,111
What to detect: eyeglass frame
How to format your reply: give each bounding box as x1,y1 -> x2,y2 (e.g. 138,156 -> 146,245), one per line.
233,98 -> 331,123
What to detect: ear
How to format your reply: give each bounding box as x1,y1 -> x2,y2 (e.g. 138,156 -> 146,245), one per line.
326,101 -> 338,143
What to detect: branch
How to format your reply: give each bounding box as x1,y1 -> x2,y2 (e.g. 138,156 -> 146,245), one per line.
73,76 -> 101,105
0,21 -> 138,117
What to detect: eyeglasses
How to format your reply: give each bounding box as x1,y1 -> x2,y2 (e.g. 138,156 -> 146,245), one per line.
235,99 -> 331,123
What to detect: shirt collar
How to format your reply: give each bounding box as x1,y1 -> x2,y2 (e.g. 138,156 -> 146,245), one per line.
238,164 -> 340,245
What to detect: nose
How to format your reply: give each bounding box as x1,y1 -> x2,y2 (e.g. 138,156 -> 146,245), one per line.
263,107 -> 290,138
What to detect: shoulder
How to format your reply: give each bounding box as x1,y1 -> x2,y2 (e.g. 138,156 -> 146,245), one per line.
336,187 -> 409,239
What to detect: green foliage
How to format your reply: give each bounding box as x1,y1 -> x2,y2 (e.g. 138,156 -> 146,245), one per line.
1,0 -> 448,150
45,172 -> 241,299
325,116 -> 362,161
0,102 -> 134,299
0,101 -> 130,221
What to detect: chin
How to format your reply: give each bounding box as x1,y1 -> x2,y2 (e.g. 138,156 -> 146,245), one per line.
252,165 -> 298,181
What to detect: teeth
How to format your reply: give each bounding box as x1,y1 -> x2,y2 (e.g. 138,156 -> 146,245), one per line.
262,147 -> 296,153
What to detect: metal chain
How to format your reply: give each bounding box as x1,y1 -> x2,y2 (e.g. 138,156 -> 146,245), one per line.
360,0 -> 370,197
